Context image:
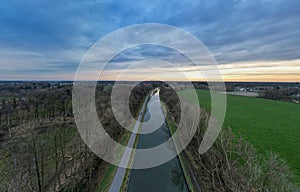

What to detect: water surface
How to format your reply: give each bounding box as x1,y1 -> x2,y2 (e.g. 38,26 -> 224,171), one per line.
127,91 -> 188,192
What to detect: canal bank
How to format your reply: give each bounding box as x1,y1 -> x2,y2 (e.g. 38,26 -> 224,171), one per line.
164,114 -> 204,192
160,98 -> 205,192
126,90 -> 189,192
108,95 -> 149,192
120,95 -> 151,191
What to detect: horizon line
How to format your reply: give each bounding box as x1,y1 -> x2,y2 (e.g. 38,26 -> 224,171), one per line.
0,80 -> 299,84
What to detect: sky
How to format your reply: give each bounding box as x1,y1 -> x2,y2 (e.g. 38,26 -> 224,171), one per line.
0,0 -> 300,82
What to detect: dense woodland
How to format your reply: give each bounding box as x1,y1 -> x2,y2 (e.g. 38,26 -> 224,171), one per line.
0,82 -> 150,192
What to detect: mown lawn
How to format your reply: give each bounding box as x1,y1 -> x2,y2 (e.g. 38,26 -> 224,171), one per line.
179,89 -> 300,181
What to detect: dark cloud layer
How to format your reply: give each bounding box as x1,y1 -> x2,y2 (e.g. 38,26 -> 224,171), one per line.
0,0 -> 299,79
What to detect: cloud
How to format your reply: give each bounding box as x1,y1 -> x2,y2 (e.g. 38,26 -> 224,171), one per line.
0,0 -> 299,80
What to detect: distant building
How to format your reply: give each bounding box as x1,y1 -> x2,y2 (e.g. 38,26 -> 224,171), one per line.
291,93 -> 300,101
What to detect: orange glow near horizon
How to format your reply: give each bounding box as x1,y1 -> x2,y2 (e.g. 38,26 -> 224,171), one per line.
43,59 -> 300,83
94,59 -> 300,82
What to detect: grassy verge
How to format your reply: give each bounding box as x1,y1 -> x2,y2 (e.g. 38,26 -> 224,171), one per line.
96,131 -> 131,192
119,130 -> 139,192
96,164 -> 118,192
120,94 -> 150,191
96,94 -> 150,192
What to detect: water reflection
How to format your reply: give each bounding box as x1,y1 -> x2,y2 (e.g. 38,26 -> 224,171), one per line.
127,90 -> 188,192
172,164 -> 186,192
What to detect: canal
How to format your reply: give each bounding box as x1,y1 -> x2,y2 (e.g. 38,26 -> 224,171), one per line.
127,90 -> 189,192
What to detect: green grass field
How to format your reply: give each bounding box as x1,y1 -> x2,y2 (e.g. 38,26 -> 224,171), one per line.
179,89 -> 300,181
